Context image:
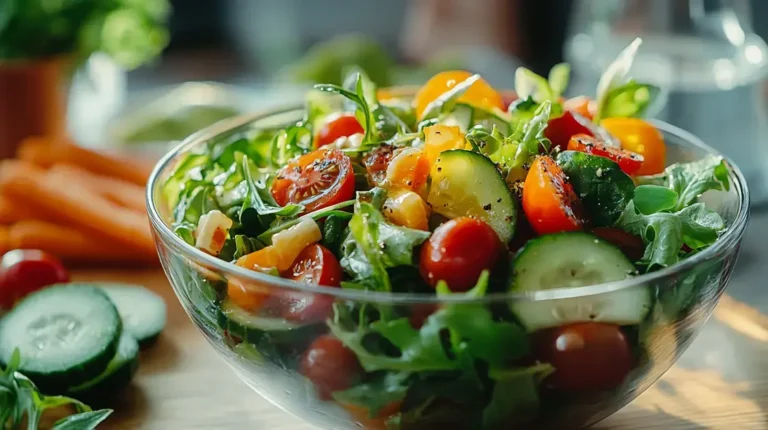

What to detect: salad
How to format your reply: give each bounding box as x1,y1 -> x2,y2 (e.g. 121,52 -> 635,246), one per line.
165,39 -> 733,429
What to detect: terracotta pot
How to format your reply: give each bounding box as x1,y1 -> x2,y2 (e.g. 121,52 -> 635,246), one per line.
0,57 -> 70,159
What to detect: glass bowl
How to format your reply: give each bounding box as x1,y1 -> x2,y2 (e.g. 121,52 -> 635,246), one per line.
146,103 -> 749,429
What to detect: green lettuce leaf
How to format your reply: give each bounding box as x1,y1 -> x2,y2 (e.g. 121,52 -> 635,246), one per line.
482,364 -> 554,429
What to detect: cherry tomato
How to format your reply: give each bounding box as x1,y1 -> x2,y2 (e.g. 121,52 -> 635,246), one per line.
600,118 -> 666,175
227,280 -> 271,313
567,134 -> 644,175
413,71 -> 504,119
591,228 -> 645,262
0,250 -> 69,309
544,111 -> 596,151
420,217 -> 500,292
300,335 -> 362,399
341,400 -> 402,430
279,244 -> 342,323
409,303 -> 438,329
522,156 -> 584,235
362,144 -> 395,186
315,113 -> 364,148
272,149 -> 355,213
533,323 -> 633,392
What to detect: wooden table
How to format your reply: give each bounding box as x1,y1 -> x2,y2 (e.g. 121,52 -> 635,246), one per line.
89,213 -> 768,430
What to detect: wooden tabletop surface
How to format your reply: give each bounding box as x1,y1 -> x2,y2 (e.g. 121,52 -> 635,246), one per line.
75,212 -> 768,430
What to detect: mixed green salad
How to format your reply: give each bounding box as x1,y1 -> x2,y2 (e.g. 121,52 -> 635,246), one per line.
165,39 -> 732,429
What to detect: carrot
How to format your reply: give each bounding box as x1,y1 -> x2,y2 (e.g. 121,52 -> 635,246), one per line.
8,220 -> 157,264
17,136 -> 152,185
46,164 -> 146,212
0,160 -> 156,254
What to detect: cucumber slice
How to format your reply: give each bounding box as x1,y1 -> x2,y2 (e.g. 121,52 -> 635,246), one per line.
437,103 -> 474,131
0,284 -> 122,390
218,299 -> 326,347
427,149 -> 517,243
510,232 -> 651,331
100,284 -> 167,347
68,332 -> 140,400
473,107 -> 512,135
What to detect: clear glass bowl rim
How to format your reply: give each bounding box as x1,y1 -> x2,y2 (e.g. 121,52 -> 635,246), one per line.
146,99 -> 750,305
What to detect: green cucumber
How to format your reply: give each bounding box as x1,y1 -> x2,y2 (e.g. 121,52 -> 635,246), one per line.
510,232 -> 651,331
427,149 -> 517,243
556,150 -> 635,227
472,107 -> 512,135
218,299 -> 326,347
100,284 -> 167,347
68,332 -> 140,400
437,103 -> 474,131
0,284 -> 122,391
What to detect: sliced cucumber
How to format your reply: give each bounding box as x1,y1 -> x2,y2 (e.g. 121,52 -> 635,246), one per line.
437,103 -> 474,131
473,107 -> 512,135
100,284 -> 167,347
427,149 -> 517,243
510,232 -> 651,331
0,284 -> 122,390
68,332 -> 140,400
218,299 -> 326,347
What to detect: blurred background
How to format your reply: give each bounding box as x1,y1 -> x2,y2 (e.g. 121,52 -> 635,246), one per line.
2,0 -> 768,204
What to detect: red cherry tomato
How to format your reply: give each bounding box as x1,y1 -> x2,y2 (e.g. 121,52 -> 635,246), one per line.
271,149 -> 355,213
568,134 -> 644,175
409,303 -> 438,329
315,113 -> 364,148
279,244 -> 342,323
362,144 -> 395,186
545,111 -> 595,151
300,335 -> 362,399
522,156 -> 584,235
420,217 -> 500,292
0,249 -> 69,309
533,323 -> 633,392
591,228 -> 645,262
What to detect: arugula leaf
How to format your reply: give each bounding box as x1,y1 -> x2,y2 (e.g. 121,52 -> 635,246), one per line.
515,67 -> 555,103
52,410 -> 113,430
482,364 -> 554,429
240,154 -> 303,231
172,185 -> 220,245
661,156 -> 731,210
633,185 -> 678,215
502,101 -> 552,182
255,200 -> 355,244
420,74 -> 482,120
548,63 -> 571,99
340,193 -> 429,292
600,81 -> 661,119
320,214 -> 348,256
268,125 -> 312,169
332,371 -> 412,417
619,201 -> 724,268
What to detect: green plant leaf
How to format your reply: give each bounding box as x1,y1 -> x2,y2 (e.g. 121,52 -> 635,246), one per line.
515,67 -> 554,103
333,372 -> 411,417
482,364 -> 554,429
595,38 -> 643,122
548,63 -> 571,98
52,410 -> 113,430
633,185 -> 678,215
663,156 -> 731,210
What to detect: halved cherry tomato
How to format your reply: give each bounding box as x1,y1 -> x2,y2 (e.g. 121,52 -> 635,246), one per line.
363,144 -> 395,186
272,149 -> 355,213
315,113 -> 364,148
0,250 -> 69,309
300,335 -> 362,399
600,118 -> 666,175
591,227 -> 645,262
567,134 -> 644,175
544,111 -> 595,151
533,323 -> 633,392
420,217 -> 500,292
413,71 -> 504,120
522,156 -> 584,235
279,244 -> 342,323
563,96 -> 596,120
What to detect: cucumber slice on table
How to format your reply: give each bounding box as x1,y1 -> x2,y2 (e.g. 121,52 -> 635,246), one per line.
510,232 -> 651,332
0,284 -> 122,390
427,149 -> 517,243
68,332 -> 140,400
218,299 -> 326,347
100,284 -> 167,346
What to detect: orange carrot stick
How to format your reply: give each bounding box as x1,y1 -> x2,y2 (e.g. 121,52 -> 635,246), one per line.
8,220 -> 157,264
17,137 -> 152,185
0,160 -> 156,254
46,164 -> 146,212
